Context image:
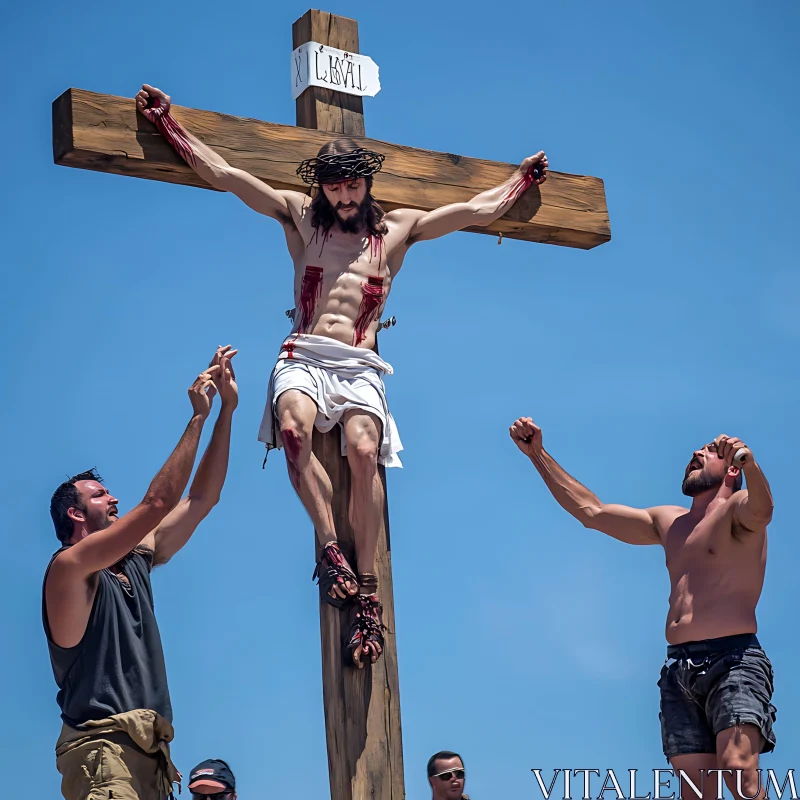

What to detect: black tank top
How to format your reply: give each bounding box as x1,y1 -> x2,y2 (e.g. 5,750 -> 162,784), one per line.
42,545 -> 172,728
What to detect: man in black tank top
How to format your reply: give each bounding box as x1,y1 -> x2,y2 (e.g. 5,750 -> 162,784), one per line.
43,346 -> 238,800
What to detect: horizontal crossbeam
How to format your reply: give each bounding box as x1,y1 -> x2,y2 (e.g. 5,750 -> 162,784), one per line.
53,88 -> 610,249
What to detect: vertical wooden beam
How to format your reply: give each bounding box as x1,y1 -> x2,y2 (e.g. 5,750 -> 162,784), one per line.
293,10 -> 405,800
292,10 -> 366,137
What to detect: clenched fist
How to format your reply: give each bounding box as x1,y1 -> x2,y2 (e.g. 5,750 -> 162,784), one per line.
510,417 -> 543,457
713,434 -> 752,467
519,151 -> 548,185
135,84 -> 171,123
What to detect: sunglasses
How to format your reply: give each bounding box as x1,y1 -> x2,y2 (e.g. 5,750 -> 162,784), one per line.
432,769 -> 465,781
190,793 -> 234,800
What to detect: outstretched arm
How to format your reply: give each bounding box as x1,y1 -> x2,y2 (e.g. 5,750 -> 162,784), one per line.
135,84 -> 305,223
404,151 -> 548,244
509,417 -> 663,546
52,363 -> 220,581
150,346 -> 239,565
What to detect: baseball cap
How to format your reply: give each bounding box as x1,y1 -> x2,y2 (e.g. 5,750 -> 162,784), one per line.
188,759 -> 236,792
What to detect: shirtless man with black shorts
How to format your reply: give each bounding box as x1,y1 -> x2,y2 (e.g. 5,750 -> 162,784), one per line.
135,82 -> 547,668
510,418 -> 775,800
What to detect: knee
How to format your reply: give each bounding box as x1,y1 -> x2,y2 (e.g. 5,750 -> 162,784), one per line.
280,424 -> 311,463
349,436 -> 379,473
718,753 -> 760,793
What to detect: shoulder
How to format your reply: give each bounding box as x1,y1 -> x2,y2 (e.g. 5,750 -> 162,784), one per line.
281,190 -> 311,213
383,209 -> 426,244
384,208 -> 425,227
649,505 -> 689,534
279,190 -> 313,230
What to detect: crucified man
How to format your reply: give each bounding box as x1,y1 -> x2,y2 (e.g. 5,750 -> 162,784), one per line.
135,83 -> 547,668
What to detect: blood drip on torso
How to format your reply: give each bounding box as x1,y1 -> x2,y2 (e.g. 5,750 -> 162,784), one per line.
353,276 -> 385,347
297,265 -> 324,334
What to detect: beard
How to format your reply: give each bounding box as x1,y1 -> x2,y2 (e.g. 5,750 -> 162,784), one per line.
88,509 -> 117,532
681,468 -> 723,497
335,197 -> 370,233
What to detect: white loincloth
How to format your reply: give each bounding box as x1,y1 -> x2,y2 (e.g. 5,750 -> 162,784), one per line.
258,334 -> 403,468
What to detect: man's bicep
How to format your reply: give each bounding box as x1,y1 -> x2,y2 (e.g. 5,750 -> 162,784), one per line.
151,497 -> 208,565
588,503 -> 662,545
406,203 -> 472,243
56,504 -> 164,577
219,169 -> 294,220
732,491 -> 771,532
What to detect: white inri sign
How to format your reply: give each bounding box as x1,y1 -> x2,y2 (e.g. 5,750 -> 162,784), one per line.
291,42 -> 381,101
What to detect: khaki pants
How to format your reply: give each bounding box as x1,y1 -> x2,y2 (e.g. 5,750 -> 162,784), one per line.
55,710 -> 179,800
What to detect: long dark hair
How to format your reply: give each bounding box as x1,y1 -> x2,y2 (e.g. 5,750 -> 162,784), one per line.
309,138 -> 388,238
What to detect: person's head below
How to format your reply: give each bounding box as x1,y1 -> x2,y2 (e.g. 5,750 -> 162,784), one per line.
188,759 -> 237,799
427,751 -> 468,800
305,138 -> 388,237
681,441 -> 744,498
50,468 -> 119,546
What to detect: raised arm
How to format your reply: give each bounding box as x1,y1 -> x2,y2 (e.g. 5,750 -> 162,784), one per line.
149,346 -> 238,565
135,84 -> 305,224
714,434 -> 774,532
403,151 -> 548,244
509,417 -> 663,546
51,363 -> 219,581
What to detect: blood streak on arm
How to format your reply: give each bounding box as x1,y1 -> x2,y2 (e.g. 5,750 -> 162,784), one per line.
501,162 -> 538,205
146,98 -> 197,167
298,266 -> 324,332
353,276 -> 385,347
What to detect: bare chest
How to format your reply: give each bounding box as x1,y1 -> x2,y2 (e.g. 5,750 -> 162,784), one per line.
664,510 -> 757,578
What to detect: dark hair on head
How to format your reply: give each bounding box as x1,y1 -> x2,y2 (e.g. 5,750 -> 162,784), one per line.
50,468 -> 103,544
427,751 -> 464,777
309,138 -> 388,238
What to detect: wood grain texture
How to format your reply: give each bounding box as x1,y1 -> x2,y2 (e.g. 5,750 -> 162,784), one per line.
312,430 -> 404,800
292,10 -> 366,136
299,15 -> 403,800
52,88 -> 611,249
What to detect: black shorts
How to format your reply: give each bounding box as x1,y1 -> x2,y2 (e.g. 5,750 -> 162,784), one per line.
657,633 -> 777,759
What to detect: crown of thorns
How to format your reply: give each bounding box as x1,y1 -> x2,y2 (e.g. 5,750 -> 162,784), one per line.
296,147 -> 385,185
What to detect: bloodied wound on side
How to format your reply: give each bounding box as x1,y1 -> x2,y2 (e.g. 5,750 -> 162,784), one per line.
136,82 -> 547,669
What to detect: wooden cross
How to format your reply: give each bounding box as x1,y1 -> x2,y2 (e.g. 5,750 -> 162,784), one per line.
51,11 -> 610,799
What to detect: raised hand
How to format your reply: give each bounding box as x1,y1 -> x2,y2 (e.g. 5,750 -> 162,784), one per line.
135,84 -> 171,123
212,345 -> 239,411
713,434 -> 752,466
188,364 -> 221,420
510,417 -> 543,457
519,151 -> 549,185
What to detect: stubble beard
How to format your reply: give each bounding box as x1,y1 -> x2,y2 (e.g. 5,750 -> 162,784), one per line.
681,469 -> 723,497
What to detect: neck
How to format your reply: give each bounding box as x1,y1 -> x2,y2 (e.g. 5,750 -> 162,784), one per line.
688,483 -> 733,516
66,526 -> 91,545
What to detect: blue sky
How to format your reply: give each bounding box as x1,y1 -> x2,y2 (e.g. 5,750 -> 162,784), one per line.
2,0 -> 798,797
